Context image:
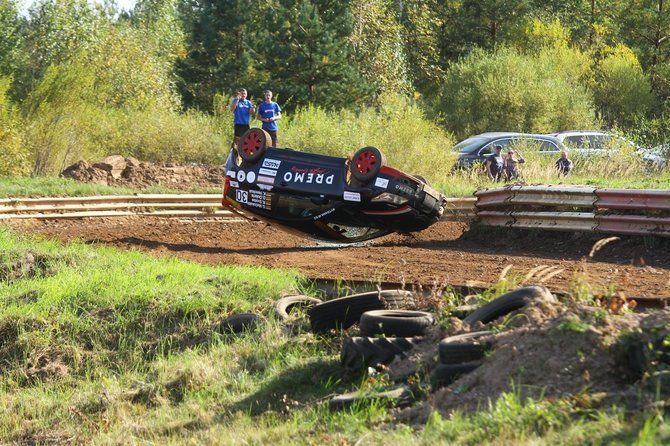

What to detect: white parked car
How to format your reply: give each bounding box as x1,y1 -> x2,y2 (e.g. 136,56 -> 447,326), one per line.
545,130 -> 639,157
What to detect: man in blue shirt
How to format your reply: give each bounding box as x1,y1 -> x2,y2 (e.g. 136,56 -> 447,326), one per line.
230,88 -> 255,149
256,90 -> 282,147
485,145 -> 504,181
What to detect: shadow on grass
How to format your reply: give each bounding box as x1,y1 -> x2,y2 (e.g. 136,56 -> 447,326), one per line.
222,359 -> 344,417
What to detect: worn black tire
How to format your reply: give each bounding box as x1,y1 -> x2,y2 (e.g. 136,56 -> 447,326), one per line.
340,336 -> 422,369
359,310 -> 435,337
238,128 -> 271,163
309,290 -> 415,333
217,312 -> 262,334
274,295 -> 322,321
329,385 -> 413,412
350,146 -> 386,183
463,285 -> 555,326
432,361 -> 482,388
438,331 -> 493,364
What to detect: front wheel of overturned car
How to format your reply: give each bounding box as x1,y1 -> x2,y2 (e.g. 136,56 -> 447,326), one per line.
351,146 -> 385,183
239,128 -> 271,163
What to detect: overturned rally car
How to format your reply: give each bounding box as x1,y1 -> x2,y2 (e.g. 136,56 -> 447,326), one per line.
222,129 -> 447,243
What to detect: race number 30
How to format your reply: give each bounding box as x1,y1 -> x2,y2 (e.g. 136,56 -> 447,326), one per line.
236,189 -> 248,203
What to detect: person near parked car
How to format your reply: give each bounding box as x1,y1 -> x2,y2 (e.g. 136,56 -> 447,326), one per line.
504,149 -> 525,181
256,89 -> 282,147
485,145 -> 504,181
555,150 -> 574,177
230,88 -> 256,150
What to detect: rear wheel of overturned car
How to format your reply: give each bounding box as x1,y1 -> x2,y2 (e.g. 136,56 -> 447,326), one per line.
239,128 -> 271,163
351,146 -> 385,183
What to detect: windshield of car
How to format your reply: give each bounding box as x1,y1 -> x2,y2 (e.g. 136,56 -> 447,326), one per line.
454,136 -> 493,153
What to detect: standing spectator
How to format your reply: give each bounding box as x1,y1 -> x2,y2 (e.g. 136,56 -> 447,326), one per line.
256,90 -> 282,147
485,145 -> 504,181
504,149 -> 525,181
230,88 -> 255,149
556,150 -> 573,177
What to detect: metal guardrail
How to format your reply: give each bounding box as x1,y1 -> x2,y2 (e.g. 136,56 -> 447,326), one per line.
475,186 -> 670,237
0,194 -> 236,220
0,194 -> 478,222
1,188 -> 668,238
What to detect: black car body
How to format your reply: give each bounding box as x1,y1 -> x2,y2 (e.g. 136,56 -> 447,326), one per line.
454,132 -> 566,168
222,129 -> 447,243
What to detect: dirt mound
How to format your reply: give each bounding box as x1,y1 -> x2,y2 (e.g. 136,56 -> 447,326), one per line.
394,299 -> 670,423
61,156 -> 225,191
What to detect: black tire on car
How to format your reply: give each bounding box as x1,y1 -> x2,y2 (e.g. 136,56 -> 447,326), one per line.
350,146 -> 386,183
359,310 -> 435,337
274,295 -> 322,321
217,312 -> 262,334
432,361 -> 482,388
308,290 -> 415,333
414,174 -> 430,185
239,128 -> 271,163
340,336 -> 422,369
463,285 -> 556,326
438,331 -> 493,364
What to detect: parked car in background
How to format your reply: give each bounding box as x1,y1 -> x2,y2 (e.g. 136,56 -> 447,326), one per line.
545,130 -> 639,156
453,132 -> 566,169
546,130 -> 669,169
640,144 -> 669,170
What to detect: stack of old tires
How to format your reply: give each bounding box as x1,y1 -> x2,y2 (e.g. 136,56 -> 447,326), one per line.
329,285 -> 556,410
433,285 -> 556,387
273,286 -> 556,411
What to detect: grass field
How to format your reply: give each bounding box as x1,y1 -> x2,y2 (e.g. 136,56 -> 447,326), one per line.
0,227 -> 668,444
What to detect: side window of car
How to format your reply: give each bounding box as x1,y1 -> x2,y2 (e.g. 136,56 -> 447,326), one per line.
512,138 -> 542,152
539,141 -> 559,153
479,144 -> 494,157
565,136 -> 587,149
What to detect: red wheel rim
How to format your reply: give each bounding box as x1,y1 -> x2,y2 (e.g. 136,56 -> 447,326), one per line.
241,132 -> 262,157
355,150 -> 378,175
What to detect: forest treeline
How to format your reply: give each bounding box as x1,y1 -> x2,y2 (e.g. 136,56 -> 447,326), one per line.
0,0 -> 669,177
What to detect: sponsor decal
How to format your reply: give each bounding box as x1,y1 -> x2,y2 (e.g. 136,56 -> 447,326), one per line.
283,171 -> 334,185
257,175 -> 275,185
236,170 -> 246,182
394,183 -> 414,195
257,184 -> 273,191
343,191 -> 361,202
230,180 -> 239,188
375,177 -> 389,189
246,171 -> 256,183
313,207 -> 336,220
259,168 -> 278,177
246,190 -> 272,210
289,166 -> 331,175
226,171 -> 236,177
262,158 -> 282,169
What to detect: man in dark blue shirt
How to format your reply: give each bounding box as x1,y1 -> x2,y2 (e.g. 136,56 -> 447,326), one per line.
485,145 -> 504,181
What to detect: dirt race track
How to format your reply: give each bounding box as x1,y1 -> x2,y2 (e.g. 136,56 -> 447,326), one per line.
13,215 -> 670,301
12,156 -> 670,302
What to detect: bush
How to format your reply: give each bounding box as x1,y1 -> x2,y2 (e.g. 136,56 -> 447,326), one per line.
0,77 -> 28,176
436,47 -> 597,139
282,94 -> 457,184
